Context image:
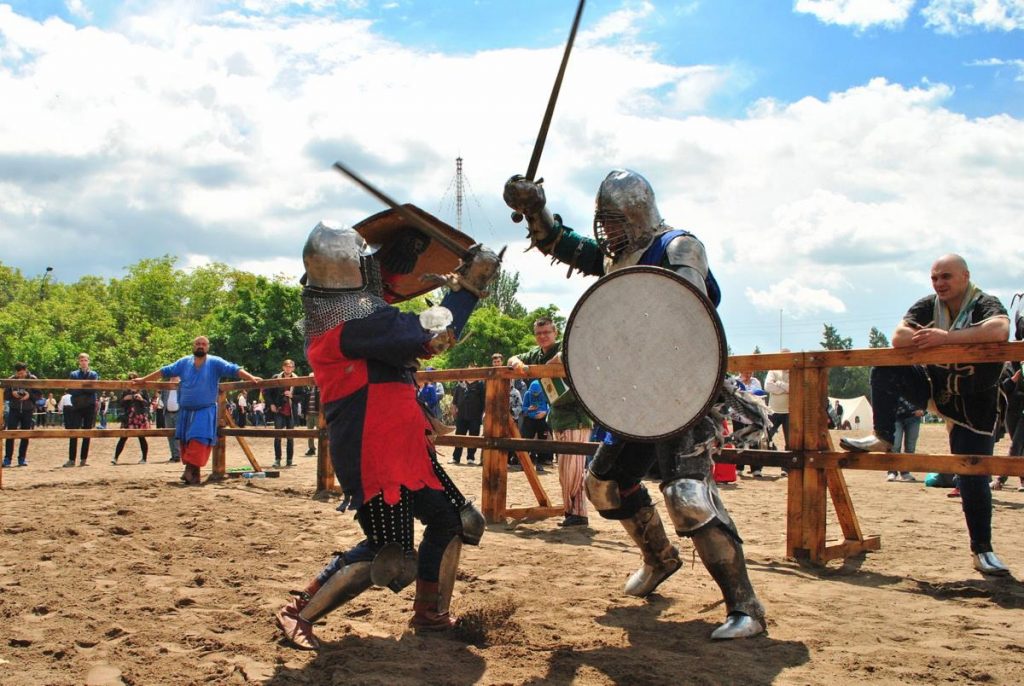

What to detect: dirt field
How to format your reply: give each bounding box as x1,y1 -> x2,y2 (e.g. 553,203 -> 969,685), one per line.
2,423 -> 1024,685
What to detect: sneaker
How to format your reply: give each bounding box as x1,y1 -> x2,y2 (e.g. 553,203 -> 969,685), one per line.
138,458 -> 147,464
111,458 -> 118,465
886,473 -> 897,482
898,473 -> 916,482
286,461 -> 293,468
450,458 -> 461,465
535,466 -> 547,474
168,457 -> 181,463
558,514 -> 589,527
467,459 -> 476,465
947,488 -> 961,498
273,460 -> 281,469
17,461 -> 27,467
990,479 -> 1003,491
751,469 -> 762,478
1018,486 -> 1024,493
1,461 -> 10,468
78,461 -> 88,467
62,460 -> 75,468
304,450 -> 316,456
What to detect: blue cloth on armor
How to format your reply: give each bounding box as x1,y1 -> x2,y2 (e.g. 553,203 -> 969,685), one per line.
639,229 -> 721,307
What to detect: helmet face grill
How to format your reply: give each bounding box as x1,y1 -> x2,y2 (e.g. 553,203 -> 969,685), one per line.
594,210 -> 631,258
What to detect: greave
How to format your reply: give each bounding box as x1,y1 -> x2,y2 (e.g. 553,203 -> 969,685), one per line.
620,506 -> 681,597
690,523 -> 765,635
298,560 -> 373,624
411,537 -> 462,630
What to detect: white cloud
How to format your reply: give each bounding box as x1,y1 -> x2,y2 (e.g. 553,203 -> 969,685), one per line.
0,5 -> 1022,354
967,57 -> 1024,80
65,0 -> 92,21
794,0 -> 916,29
922,0 -> 1024,33
745,278 -> 847,317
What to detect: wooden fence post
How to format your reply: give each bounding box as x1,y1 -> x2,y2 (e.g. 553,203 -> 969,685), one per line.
210,389 -> 227,481
315,402 -> 337,496
481,376 -> 511,523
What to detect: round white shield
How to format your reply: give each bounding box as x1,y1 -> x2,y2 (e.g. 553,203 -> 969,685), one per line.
563,266 -> 726,441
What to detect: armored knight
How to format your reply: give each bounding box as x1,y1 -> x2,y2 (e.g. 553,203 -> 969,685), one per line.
504,170 -> 766,639
275,221 -> 497,649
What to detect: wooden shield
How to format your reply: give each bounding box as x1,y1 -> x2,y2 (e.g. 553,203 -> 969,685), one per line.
354,204 -> 477,303
563,266 -> 727,441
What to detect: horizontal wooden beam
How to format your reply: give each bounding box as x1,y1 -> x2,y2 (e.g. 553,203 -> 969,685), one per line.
501,506 -> 565,520
717,449 -> 802,469
0,429 -> 175,439
417,363 -> 567,383
433,434 -> 597,455
221,428 -> 318,438
821,536 -> 882,562
808,451 -> 1024,476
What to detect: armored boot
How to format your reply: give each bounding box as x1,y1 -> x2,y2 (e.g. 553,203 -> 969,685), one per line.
410,538 -> 461,631
275,583 -> 320,651
661,476 -> 765,639
690,524 -> 766,640
277,560 -> 373,650
620,505 -> 681,597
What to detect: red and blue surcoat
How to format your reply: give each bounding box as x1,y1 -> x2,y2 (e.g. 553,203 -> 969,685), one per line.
306,306 -> 441,510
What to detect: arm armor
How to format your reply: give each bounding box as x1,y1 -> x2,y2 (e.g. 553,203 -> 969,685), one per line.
663,234 -> 709,298
538,216 -> 605,277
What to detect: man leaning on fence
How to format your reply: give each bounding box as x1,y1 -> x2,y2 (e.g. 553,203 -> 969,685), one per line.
841,254 -> 1011,576
135,336 -> 260,485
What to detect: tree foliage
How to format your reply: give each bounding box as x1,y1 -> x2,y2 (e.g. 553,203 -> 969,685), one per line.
820,323 -> 869,398
868,326 -> 890,348
0,257 -> 563,382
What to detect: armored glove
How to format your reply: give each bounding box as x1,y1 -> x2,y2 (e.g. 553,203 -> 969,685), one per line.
503,174 -> 557,250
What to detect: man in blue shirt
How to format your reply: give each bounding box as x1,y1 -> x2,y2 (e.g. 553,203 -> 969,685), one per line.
136,336 -> 260,484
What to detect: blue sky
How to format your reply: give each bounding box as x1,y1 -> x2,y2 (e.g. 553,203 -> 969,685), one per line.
1,0 -> 1022,357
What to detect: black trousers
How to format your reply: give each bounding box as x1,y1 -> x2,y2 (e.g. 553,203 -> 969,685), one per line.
519,415 -> 552,464
4,406 -> 34,461
452,415 -> 482,462
274,412 -> 295,461
66,403 -> 97,462
870,365 -> 996,553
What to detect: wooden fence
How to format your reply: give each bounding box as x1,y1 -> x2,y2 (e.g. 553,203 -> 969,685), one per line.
4,340 -> 1023,566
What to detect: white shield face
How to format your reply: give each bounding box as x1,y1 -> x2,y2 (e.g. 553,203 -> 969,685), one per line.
563,266 -> 726,441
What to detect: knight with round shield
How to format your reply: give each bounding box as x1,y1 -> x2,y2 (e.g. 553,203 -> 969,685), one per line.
504,170 -> 767,639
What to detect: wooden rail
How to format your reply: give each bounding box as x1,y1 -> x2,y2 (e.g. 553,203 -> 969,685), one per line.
0,376 -> 324,490
6,340 -> 1024,567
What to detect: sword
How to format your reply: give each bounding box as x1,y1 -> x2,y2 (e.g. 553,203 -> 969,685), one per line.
333,160 -> 505,298
511,0 -> 586,224
333,160 -> 474,261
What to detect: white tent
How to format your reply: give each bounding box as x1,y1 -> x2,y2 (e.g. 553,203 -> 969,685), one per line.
829,396 -> 873,433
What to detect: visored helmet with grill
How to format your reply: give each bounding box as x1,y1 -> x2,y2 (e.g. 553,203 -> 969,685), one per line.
593,169 -> 665,258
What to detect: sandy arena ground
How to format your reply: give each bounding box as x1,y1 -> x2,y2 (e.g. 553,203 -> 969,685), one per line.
2,423 -> 1024,685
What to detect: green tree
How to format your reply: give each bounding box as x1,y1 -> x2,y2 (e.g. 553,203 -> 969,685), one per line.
206,276 -> 306,377
438,304 -> 534,369
821,323 -> 869,398
868,326 -> 889,348
485,269 -> 527,319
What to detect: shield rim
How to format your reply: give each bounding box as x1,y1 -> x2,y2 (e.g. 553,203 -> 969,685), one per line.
563,265 -> 727,442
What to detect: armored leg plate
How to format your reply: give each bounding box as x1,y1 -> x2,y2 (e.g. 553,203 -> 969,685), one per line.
299,560 -> 372,624
620,506 -> 681,597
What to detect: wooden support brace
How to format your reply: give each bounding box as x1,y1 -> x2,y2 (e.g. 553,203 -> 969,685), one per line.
221,410 -> 263,472
504,417 -> 553,508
